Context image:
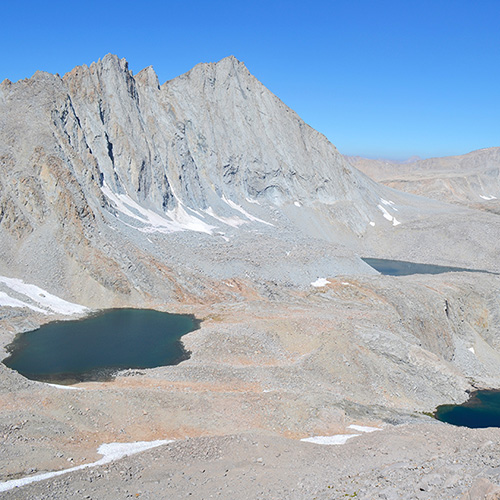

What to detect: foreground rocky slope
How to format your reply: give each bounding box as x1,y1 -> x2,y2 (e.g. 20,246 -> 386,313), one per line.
5,425 -> 500,500
2,270 -> 500,498
1,55 -> 500,498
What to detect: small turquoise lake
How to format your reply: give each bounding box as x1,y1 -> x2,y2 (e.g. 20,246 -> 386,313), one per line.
434,390 -> 500,428
2,309 -> 200,384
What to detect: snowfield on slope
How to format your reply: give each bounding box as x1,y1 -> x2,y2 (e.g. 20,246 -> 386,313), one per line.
0,439 -> 173,493
0,277 -> 88,315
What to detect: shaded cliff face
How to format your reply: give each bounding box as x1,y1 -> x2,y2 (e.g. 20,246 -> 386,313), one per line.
0,54 -> 499,306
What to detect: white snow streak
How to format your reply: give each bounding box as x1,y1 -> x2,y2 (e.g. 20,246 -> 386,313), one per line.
311,278 -> 330,287
301,434 -> 360,445
0,277 -> 87,315
0,439 -> 173,493
377,204 -> 393,221
480,195 -> 497,200
204,207 -> 246,228
380,199 -> 398,211
222,195 -> 273,226
0,291 -> 48,314
46,383 -> 82,391
102,183 -> 214,235
377,205 -> 401,226
348,425 -> 381,433
102,182 -> 273,233
301,425 -> 380,445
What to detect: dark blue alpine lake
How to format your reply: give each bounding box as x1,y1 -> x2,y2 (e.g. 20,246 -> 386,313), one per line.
434,390 -> 500,428
3,308 -> 200,384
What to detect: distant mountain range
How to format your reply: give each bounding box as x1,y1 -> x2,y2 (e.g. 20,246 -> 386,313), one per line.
346,148 -> 500,206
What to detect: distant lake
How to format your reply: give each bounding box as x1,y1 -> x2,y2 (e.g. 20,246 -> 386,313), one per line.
2,309 -> 200,384
362,258 -> 496,277
435,390 -> 500,428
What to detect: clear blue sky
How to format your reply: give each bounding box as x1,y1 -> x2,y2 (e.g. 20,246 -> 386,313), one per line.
1,0 -> 498,160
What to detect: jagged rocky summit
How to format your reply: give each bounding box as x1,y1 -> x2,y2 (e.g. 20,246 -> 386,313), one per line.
1,54 -> 499,307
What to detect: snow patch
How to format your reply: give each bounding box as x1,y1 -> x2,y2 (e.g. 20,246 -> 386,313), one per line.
480,195 -> 497,200
0,291 -> 48,315
102,182 -> 214,234
294,201 -> 301,207
222,195 -> 273,226
377,205 -> 401,226
0,277 -> 87,315
468,346 -> 475,354
46,383 -> 82,391
204,207 -> 246,228
96,440 -> 172,462
369,221 -> 375,226
0,439 -> 173,493
348,425 -> 381,433
311,278 -> 330,287
301,434 -> 360,445
378,204 -> 393,222
380,198 -> 398,211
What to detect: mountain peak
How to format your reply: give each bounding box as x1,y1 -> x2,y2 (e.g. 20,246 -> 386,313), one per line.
217,54 -> 244,65
212,55 -> 248,73
136,65 -> 160,89
176,55 -> 250,84
100,53 -> 130,72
